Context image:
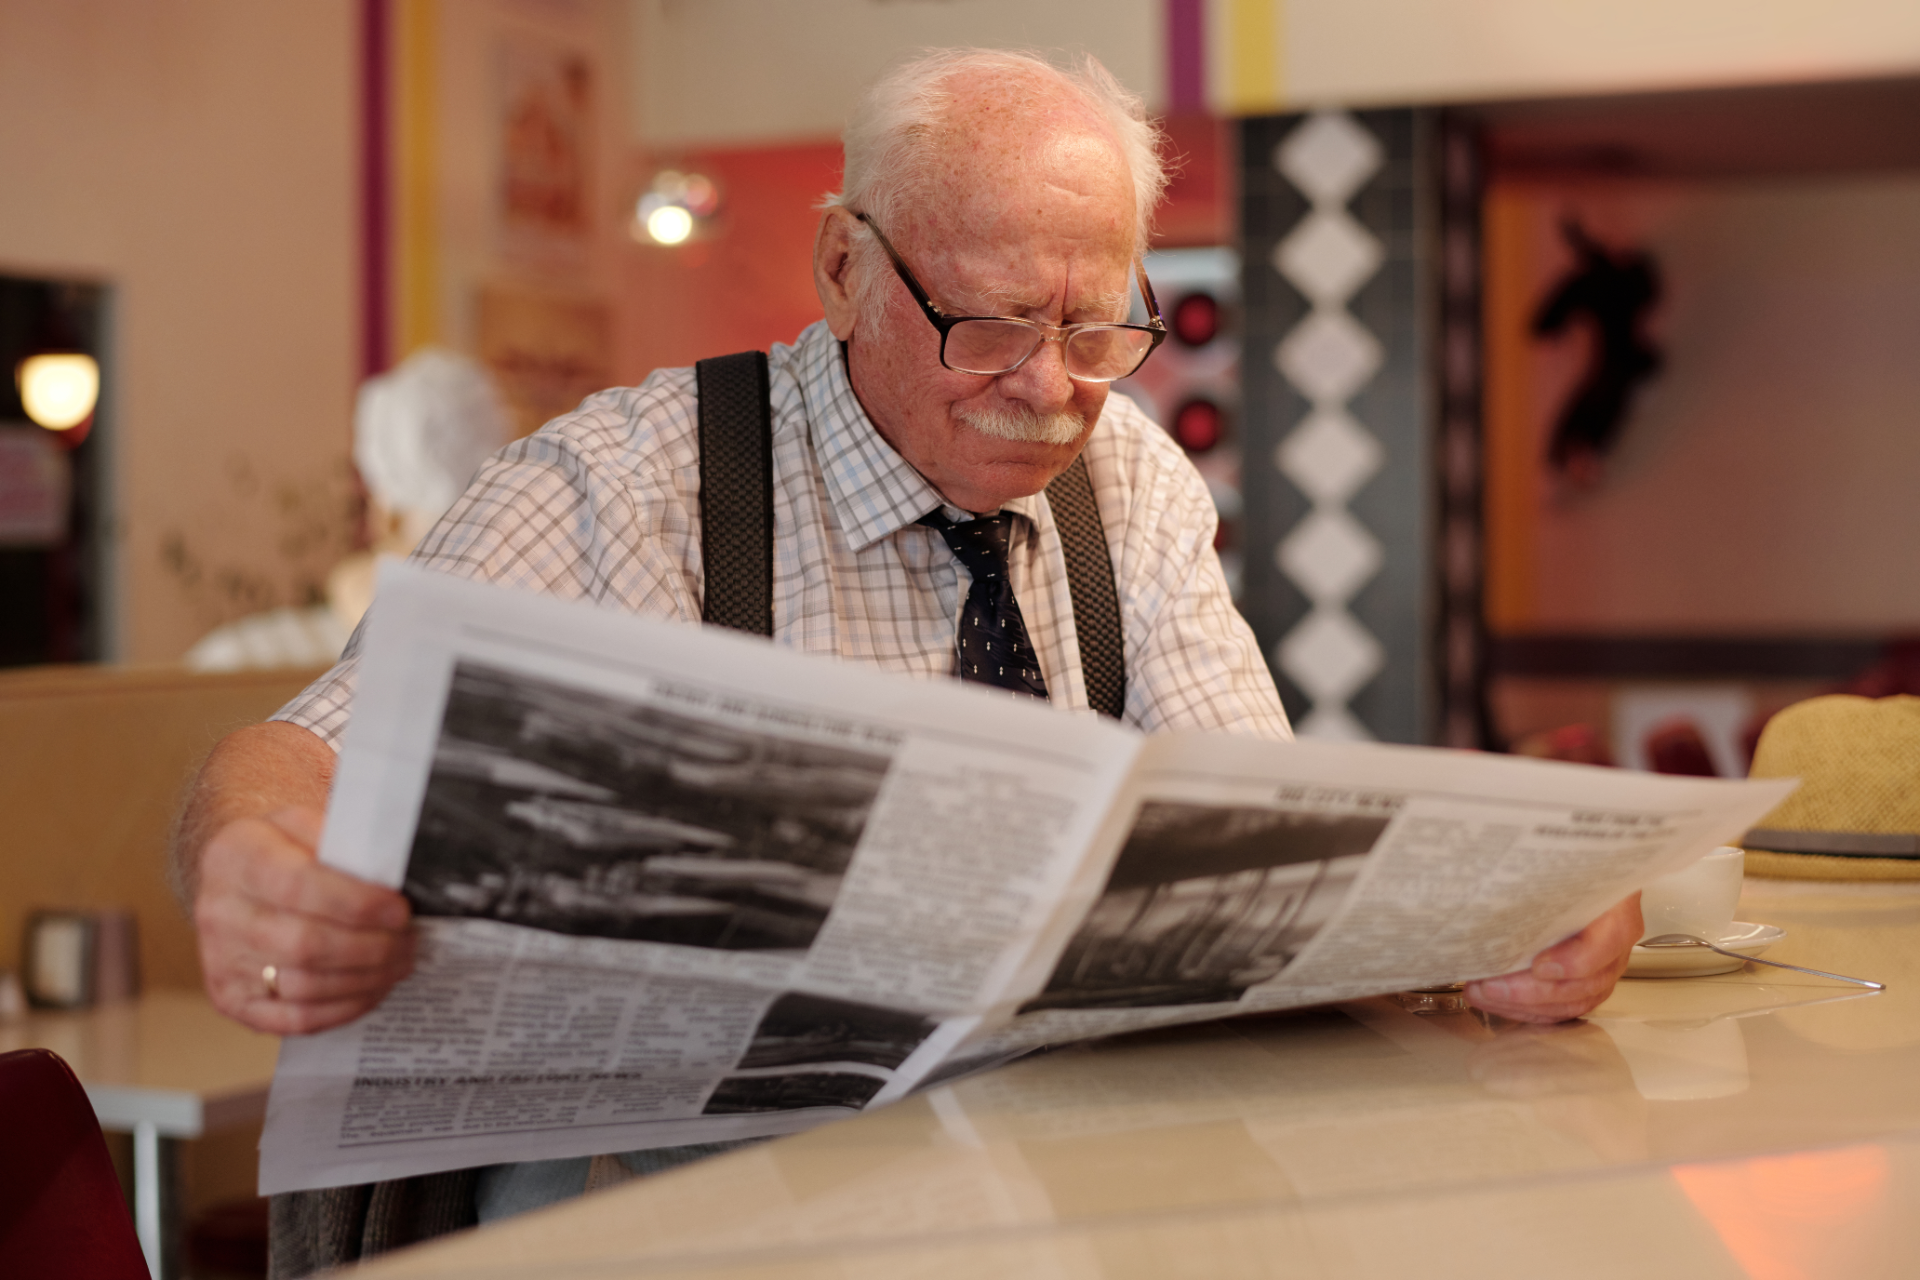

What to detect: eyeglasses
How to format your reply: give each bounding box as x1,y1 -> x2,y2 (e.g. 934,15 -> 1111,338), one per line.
855,213 -> 1167,383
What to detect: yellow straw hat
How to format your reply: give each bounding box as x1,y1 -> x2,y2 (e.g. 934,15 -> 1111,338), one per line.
1742,694 -> 1920,880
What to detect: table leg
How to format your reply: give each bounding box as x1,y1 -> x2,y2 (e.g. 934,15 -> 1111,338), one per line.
130,1123 -> 183,1280
134,1121 -> 160,1276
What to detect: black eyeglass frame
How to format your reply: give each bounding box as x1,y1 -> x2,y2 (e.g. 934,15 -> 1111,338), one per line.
854,212 -> 1167,382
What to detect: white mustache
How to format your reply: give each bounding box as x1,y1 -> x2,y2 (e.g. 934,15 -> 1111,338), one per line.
955,404 -> 1087,445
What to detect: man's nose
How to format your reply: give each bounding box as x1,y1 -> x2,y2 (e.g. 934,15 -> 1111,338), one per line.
995,333 -> 1075,411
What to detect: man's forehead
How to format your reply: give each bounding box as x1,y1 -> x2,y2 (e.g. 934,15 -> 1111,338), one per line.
877,72 -> 1138,316
900,223 -> 1129,312
908,160 -> 1133,296
919,73 -> 1132,210
972,275 -> 1131,317
936,122 -> 1129,208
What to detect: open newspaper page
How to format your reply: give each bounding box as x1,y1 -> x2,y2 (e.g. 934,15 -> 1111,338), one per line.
936,731 -> 1795,1075
258,564 -> 1142,1194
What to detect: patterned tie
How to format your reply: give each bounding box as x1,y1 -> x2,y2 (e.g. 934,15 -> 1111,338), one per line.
918,510 -> 1051,701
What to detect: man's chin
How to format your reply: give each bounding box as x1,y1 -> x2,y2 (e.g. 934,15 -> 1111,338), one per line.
935,444 -> 1087,512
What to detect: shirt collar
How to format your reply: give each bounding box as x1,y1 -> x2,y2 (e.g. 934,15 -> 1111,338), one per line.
795,321 -> 1043,549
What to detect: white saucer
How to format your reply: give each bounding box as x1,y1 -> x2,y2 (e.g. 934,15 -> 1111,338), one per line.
1625,922 -> 1787,978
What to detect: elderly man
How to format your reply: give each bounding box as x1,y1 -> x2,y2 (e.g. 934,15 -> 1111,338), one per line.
175,48 -> 1641,1268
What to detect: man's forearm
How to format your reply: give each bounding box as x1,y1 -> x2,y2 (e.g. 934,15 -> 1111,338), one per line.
169,720 -> 337,906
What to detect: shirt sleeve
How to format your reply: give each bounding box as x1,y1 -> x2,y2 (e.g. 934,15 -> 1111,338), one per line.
272,375 -> 705,749
1093,398 -> 1293,743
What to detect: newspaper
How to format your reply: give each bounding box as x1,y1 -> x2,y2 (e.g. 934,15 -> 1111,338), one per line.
258,563 -> 1795,1193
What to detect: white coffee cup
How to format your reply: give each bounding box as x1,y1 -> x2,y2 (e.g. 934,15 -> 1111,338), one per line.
1638,845 -> 1744,943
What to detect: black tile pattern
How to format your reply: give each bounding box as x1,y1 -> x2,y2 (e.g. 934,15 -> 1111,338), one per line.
1239,110 -> 1439,744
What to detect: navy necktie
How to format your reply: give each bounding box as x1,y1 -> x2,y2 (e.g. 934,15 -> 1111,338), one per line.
918,510 -> 1051,701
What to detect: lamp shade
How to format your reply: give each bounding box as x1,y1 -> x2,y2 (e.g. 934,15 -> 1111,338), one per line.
17,353 -> 99,431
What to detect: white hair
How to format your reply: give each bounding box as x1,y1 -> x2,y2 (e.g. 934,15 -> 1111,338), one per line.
824,49 -> 1168,266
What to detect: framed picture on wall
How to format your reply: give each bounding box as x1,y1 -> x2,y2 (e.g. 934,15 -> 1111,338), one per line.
497,36 -> 594,261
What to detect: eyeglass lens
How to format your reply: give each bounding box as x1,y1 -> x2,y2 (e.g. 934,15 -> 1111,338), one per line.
944,319 -> 1157,382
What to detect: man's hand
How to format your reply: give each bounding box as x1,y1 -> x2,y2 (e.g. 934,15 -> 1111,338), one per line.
174,721 -> 414,1036
1464,894 -> 1642,1024
194,807 -> 415,1035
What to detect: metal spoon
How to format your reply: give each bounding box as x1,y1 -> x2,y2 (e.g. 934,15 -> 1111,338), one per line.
1639,933 -> 1885,990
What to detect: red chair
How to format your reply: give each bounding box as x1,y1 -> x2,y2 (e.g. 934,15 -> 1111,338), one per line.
0,1047 -> 150,1279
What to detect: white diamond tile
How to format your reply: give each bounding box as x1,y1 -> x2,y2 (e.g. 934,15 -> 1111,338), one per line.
1297,704 -> 1376,742
1276,410 -> 1384,505
1274,111 -> 1383,207
1277,607 -> 1383,703
1274,311 -> 1382,405
1264,108 -> 1395,744
1273,210 -> 1384,306
1276,508 -> 1382,605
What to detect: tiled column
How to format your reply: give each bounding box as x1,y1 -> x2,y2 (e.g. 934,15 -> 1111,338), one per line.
1240,109 -> 1436,743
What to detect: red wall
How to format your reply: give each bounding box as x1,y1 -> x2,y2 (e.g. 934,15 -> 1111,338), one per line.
615,141 -> 844,382
1155,114 -> 1232,248
614,121 -> 1231,382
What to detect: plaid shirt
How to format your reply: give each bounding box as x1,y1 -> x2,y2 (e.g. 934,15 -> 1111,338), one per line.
277,321 -> 1289,745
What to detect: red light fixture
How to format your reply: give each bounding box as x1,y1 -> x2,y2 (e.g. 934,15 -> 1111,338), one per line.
1170,292 -> 1221,347
1171,398 -> 1223,453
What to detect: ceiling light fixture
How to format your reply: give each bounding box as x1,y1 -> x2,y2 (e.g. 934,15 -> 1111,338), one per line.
17,352 -> 99,432
645,204 -> 694,245
633,168 -> 721,246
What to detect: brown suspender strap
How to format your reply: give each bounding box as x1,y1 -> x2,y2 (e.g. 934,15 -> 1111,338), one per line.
693,348 -> 1124,717
695,351 -> 776,637
1044,453 -> 1126,720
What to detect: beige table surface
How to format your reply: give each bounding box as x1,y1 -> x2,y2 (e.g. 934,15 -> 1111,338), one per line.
0,987 -> 281,1132
345,879 -> 1920,1279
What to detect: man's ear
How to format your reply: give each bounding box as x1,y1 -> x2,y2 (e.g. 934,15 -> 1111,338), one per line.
814,207 -> 861,340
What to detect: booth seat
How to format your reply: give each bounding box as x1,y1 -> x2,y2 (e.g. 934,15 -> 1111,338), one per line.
0,663 -> 323,992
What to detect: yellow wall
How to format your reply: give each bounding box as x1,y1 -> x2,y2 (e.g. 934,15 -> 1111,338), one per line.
10,0 -> 1920,662
1216,0 -> 1920,114
1481,185 -> 1537,633
623,1 -> 1920,143
0,664 -> 322,991
409,0 -> 630,362
0,0 -> 633,660
0,1 -> 360,662
629,0 -> 1160,147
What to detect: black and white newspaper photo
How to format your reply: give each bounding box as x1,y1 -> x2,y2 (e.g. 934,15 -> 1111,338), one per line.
1021,799 -> 1387,1012
258,563 -> 1796,1194
407,661 -> 890,953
